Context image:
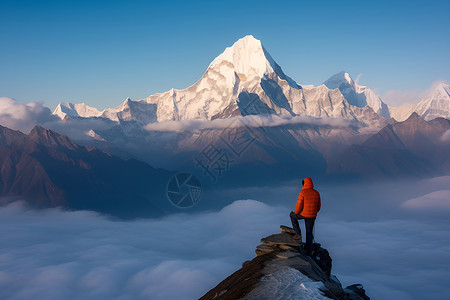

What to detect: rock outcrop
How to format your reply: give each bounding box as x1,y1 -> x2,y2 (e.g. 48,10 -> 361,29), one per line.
200,225 -> 369,300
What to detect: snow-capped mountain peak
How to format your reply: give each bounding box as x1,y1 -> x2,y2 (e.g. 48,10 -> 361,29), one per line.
430,82 -> 450,98
208,35 -> 297,88
389,82 -> 450,122
324,71 -> 390,118
209,35 -> 266,76
137,35 -> 304,122
53,102 -> 102,120
414,82 -> 450,121
323,71 -> 355,89
52,37 -> 392,126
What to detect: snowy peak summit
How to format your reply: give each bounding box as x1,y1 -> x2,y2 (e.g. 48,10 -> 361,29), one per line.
413,82 -> 450,121
53,102 -> 102,120
389,82 -> 450,122
323,71 -> 355,89
430,82 -> 450,98
209,35 -> 266,76
208,35 -> 297,88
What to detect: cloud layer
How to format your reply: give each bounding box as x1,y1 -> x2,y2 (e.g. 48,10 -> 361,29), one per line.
144,115 -> 353,132
2,186 -> 450,300
0,97 -> 58,133
0,200 -> 286,300
0,97 -> 117,142
319,216 -> 450,300
441,129 -> 450,143
402,190 -> 450,210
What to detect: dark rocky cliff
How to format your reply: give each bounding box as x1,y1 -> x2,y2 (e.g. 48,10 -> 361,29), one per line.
200,225 -> 369,300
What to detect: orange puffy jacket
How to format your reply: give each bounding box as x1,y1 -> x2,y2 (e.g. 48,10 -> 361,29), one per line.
294,177 -> 321,218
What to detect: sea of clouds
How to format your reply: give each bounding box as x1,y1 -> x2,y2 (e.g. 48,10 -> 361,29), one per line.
2,178 -> 450,300
0,200 -> 285,300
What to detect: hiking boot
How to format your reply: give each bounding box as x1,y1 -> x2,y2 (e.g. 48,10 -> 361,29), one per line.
293,234 -> 302,240
280,225 -> 296,235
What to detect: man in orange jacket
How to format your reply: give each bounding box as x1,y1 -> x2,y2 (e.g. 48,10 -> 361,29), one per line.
290,177 -> 321,255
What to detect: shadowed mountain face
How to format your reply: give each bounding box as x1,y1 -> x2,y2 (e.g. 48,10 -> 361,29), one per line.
0,125 -> 173,218
43,111 -> 450,189
327,113 -> 450,179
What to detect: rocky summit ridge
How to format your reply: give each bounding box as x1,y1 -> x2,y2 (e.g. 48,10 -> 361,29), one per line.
200,225 -> 369,300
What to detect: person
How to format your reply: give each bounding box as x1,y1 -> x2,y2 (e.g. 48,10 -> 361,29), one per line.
290,177 -> 321,255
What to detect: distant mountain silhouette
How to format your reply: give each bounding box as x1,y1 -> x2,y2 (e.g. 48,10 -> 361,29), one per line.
0,125 -> 173,218
2,111 -> 449,216
327,113 -> 450,178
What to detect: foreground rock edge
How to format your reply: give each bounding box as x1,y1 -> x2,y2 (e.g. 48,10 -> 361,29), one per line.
200,225 -> 369,300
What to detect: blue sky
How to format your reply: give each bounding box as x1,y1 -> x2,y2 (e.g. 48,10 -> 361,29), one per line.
1,0 -> 449,110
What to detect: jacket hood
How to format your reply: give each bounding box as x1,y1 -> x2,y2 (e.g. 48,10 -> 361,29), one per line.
302,177 -> 314,190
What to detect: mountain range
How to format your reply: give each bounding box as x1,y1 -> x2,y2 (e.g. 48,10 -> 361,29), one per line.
389,82 -> 450,121
1,35 -> 449,213
44,35 -> 450,183
0,124 -> 172,218
52,36 -> 450,126
328,113 -> 450,178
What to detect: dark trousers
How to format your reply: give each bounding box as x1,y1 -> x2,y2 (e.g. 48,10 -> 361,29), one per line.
290,211 -> 316,255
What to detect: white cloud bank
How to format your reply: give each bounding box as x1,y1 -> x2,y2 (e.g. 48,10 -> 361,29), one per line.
1,196 -> 450,300
402,190 -> 450,210
0,97 -> 115,141
0,98 -> 354,139
0,97 -> 58,133
0,200 -> 286,300
144,115 -> 353,132
382,80 -> 449,107
318,217 -> 450,300
441,129 -> 450,143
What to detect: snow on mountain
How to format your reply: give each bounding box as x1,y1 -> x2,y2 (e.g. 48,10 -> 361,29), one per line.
53,102 -> 102,120
208,35 -> 298,88
324,71 -> 390,118
54,98 -> 158,125
142,35 -> 300,122
86,129 -> 105,141
43,36 -> 450,180
389,82 -> 450,121
157,37 -> 382,124
100,97 -> 158,124
141,36 -> 383,124
388,103 -> 416,122
52,35 -> 386,127
414,82 -> 450,121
